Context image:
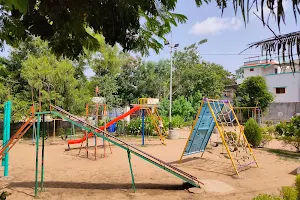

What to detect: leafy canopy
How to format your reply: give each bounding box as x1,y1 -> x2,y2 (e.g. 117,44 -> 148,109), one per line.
235,76 -> 274,111
0,0 -> 298,58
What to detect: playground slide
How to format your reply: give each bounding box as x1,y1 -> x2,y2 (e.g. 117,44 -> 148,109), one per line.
67,106 -> 141,145
50,105 -> 203,188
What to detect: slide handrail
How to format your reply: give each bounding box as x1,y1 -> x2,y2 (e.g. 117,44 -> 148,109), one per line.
50,105 -> 202,185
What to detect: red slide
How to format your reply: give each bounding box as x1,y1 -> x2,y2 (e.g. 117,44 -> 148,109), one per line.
68,106 -> 141,145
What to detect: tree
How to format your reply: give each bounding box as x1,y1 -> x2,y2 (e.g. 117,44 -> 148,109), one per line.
172,43 -> 233,99
235,76 -> 274,111
0,0 -> 297,58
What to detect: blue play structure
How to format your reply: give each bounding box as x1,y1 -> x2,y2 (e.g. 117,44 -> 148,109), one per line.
182,101 -> 224,156
2,101 -> 11,176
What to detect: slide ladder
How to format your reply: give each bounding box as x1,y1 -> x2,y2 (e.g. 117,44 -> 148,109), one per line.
0,116 -> 35,160
50,105 -> 203,188
146,107 -> 167,145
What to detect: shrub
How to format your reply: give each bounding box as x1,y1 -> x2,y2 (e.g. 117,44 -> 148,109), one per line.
265,120 -> 274,127
252,194 -> 281,200
172,115 -> 185,128
280,186 -> 298,200
224,131 -> 237,143
260,134 -> 273,147
275,121 -> 287,136
244,118 -> 262,147
295,174 -> 300,194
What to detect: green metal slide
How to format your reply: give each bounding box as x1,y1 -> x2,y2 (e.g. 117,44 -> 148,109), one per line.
45,105 -> 203,189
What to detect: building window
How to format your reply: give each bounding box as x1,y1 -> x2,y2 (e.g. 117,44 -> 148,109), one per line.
275,87 -> 286,94
250,68 -> 254,71
275,68 -> 278,74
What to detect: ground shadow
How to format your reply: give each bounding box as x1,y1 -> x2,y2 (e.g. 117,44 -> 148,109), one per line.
168,157 -> 200,165
263,148 -> 300,161
7,181 -> 193,191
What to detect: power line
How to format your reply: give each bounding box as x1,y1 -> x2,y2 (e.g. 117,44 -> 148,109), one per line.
200,53 -> 260,56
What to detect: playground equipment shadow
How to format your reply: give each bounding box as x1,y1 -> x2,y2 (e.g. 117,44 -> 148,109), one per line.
8,181 -> 193,191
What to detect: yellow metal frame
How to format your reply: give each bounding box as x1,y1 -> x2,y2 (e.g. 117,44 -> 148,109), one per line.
137,98 -> 167,145
179,98 -> 259,176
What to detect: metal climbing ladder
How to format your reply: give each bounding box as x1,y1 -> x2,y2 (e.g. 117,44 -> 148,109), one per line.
0,105 -> 36,160
146,107 -> 167,145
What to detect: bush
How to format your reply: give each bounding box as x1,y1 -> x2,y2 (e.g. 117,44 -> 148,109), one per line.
260,134 -> 273,147
224,131 -> 237,143
252,194 -> 281,200
171,115 -> 185,128
252,174 -> 300,200
280,186 -> 298,200
265,120 -> 274,127
275,121 -> 288,136
244,118 -> 262,147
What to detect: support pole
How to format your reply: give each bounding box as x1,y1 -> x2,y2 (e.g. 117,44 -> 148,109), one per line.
127,150 -> 136,192
40,114 -> 45,191
34,114 -> 41,197
141,109 -> 145,146
2,101 -> 11,176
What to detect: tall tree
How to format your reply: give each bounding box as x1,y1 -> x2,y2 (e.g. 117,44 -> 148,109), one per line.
0,0 -> 297,58
235,76 -> 274,111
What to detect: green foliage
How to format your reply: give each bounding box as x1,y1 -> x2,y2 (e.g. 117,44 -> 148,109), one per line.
252,174 -> 300,200
295,175 -> 300,194
261,126 -> 276,136
252,194 -> 281,200
172,96 -> 194,121
171,115 -> 185,128
280,186 -> 298,200
125,117 -> 155,136
244,118 -> 262,147
224,131 -> 237,143
276,116 -> 300,152
235,76 -> 274,111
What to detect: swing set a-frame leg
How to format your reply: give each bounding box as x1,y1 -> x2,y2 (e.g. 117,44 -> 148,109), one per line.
207,102 -> 240,176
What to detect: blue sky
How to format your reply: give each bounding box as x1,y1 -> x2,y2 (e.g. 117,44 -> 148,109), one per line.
0,0 -> 297,76
146,0 -> 297,73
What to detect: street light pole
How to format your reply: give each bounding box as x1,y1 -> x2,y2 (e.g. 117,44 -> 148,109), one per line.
164,34 -> 179,133
169,42 -> 173,132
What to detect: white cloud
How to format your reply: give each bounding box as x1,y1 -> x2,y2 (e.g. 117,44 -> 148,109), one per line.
189,17 -> 242,36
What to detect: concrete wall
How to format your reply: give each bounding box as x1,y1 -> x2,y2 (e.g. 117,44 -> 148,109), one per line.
263,102 -> 300,123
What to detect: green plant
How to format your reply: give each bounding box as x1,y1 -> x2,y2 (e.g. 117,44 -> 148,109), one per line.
275,121 -> 288,136
244,118 -> 262,147
171,115 -> 185,128
224,131 -> 237,143
252,194 -> 281,200
265,120 -> 274,127
295,175 -> 300,195
260,134 -> 273,147
280,186 -> 298,200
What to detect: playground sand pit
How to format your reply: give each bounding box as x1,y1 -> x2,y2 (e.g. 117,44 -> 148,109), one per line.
1,130 -> 300,200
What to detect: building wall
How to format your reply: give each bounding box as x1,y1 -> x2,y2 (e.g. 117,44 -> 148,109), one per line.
263,102 -> 300,123
265,73 -> 300,102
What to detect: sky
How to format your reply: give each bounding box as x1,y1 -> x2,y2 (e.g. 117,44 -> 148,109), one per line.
0,0 -> 297,76
145,0 -> 297,73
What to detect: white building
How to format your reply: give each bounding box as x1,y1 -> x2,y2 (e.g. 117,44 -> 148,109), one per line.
236,56 -> 300,103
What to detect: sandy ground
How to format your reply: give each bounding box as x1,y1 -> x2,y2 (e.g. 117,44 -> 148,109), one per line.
0,129 -> 299,200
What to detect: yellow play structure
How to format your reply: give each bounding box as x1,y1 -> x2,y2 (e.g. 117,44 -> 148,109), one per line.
179,98 -> 259,176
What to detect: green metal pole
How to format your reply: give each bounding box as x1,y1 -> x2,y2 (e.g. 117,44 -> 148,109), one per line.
127,150 -> 136,192
3,101 -> 11,176
40,114 -> 45,191
34,114 -> 41,197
